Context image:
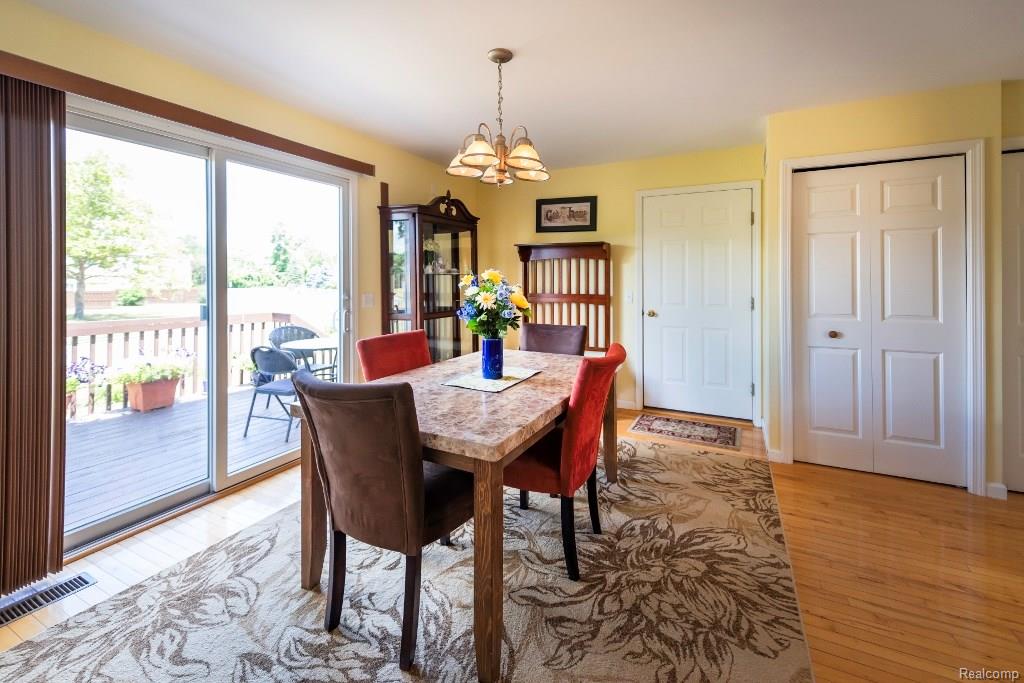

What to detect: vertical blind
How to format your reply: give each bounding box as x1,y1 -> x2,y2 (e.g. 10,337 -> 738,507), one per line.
0,75 -> 66,594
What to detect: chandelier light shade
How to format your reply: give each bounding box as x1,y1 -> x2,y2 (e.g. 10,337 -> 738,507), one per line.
446,48 -> 550,186
446,148 -> 484,178
461,135 -> 499,167
513,165 -> 551,182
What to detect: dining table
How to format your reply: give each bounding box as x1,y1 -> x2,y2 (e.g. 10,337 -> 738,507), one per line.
291,349 -> 618,682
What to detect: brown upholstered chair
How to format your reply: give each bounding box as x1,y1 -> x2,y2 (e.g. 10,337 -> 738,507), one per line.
519,323 -> 587,356
292,370 -> 474,671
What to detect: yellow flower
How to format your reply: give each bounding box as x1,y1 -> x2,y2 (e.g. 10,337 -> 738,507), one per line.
481,269 -> 503,285
459,274 -> 474,289
477,291 -> 497,309
509,291 -> 530,310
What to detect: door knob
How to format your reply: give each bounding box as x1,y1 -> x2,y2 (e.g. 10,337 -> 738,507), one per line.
646,310 -> 658,317
827,330 -> 841,339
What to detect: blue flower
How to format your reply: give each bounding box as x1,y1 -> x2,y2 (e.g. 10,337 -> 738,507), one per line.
496,284 -> 511,298
501,308 -> 515,319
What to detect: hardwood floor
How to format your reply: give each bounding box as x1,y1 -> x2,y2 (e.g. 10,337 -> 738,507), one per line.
3,409 -> 1022,683
622,408 -> 1024,681
0,468 -> 299,651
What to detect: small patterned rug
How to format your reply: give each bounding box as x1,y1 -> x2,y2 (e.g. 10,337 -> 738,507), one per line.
1,439 -> 809,682
629,413 -> 742,449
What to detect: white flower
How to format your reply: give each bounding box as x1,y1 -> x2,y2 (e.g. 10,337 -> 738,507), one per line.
477,291 -> 497,309
465,286 -> 480,297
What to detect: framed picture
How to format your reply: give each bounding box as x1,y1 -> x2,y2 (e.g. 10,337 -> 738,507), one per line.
536,196 -> 597,232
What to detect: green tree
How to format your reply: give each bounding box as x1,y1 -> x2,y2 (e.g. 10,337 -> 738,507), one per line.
66,154 -> 150,319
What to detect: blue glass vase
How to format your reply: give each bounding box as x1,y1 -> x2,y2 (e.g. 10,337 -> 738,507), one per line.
481,338 -> 504,380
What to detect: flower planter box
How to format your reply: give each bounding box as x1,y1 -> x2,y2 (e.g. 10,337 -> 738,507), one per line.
125,378 -> 179,412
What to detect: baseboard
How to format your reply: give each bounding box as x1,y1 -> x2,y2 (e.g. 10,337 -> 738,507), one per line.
767,448 -> 789,463
986,482 -> 1008,500
617,399 -> 638,410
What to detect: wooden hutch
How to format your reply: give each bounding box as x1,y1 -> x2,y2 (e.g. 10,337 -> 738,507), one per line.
379,191 -> 478,361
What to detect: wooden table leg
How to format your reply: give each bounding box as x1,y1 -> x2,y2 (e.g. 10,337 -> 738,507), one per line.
299,415 -> 327,590
603,375 -> 618,483
473,460 -> 504,682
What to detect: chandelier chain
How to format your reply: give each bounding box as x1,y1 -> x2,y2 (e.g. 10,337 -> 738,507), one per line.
496,61 -> 504,135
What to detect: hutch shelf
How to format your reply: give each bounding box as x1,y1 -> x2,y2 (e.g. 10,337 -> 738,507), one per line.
380,191 -> 479,362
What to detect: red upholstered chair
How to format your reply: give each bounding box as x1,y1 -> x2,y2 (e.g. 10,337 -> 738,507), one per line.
503,343 -> 626,580
356,330 -> 432,381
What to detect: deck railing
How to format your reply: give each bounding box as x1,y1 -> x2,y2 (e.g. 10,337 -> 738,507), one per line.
65,312 -> 322,417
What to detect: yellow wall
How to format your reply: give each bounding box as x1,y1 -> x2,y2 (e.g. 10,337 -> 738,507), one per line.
472,144 -> 765,407
0,0 -> 475,358
764,82 -> 1004,478
2,0 -> 1019,484
1005,80 -> 1024,139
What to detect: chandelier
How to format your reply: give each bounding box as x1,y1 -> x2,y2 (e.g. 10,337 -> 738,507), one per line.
446,48 -> 550,185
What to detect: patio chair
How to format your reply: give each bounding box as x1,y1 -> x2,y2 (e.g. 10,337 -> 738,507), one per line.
244,346 -> 299,442
269,325 -> 336,380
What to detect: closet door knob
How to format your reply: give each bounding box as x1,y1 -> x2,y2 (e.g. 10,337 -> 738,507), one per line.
646,310 -> 658,317
827,330 -> 840,339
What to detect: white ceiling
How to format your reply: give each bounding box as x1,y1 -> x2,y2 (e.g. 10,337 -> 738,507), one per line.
27,0 -> 1024,168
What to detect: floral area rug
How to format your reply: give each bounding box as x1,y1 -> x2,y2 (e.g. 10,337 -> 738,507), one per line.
0,439 -> 810,682
629,413 -> 742,449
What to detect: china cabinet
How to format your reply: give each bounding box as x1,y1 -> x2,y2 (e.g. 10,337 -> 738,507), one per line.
380,191 -> 478,361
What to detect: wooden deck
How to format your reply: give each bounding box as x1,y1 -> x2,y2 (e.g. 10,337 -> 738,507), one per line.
65,388 -> 298,531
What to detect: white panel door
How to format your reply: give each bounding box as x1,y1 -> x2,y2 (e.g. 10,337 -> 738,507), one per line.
1004,151 -> 1024,493
642,188 -> 753,419
793,173 -> 874,471
871,157 -> 965,485
793,156 -> 966,486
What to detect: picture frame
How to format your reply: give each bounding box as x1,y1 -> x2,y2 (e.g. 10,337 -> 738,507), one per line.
536,196 -> 598,232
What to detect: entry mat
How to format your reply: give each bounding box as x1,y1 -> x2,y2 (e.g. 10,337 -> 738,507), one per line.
628,412 -> 741,449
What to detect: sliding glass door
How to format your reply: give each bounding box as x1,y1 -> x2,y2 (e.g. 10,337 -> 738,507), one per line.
63,104 -> 352,548
64,118 -> 212,549
222,158 -> 343,480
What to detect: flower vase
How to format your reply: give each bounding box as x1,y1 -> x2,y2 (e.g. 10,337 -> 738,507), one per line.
481,338 -> 504,380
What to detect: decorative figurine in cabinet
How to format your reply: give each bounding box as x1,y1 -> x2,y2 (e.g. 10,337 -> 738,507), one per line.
379,191 -> 479,361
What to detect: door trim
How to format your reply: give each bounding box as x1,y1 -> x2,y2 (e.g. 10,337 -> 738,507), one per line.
778,139 -> 987,496
1003,136 -> 1024,151
633,181 -> 763,426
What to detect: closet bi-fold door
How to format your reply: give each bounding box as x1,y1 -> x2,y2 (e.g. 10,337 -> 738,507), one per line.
793,156 -> 967,486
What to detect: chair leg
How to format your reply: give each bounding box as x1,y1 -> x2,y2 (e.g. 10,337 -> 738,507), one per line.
439,533 -> 451,546
519,490 -> 529,510
560,495 -> 580,581
243,391 -> 258,437
285,414 -> 294,442
324,531 -> 346,631
265,394 -> 272,409
587,467 -> 602,535
400,553 -> 422,671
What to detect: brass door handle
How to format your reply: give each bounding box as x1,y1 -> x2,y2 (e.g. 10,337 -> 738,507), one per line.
827,330 -> 841,339
646,310 -> 658,317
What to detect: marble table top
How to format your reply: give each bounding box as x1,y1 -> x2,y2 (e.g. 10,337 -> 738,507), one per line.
368,350 -> 583,461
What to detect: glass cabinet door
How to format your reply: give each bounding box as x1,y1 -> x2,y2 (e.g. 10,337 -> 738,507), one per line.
422,222 -> 473,361
388,215 -> 413,333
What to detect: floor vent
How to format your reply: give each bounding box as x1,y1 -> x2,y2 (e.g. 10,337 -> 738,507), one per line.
0,573 -> 96,626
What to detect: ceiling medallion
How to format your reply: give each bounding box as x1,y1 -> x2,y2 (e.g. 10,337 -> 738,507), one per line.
446,48 -> 550,186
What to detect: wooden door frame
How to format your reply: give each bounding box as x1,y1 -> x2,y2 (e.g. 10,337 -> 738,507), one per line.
633,180 -> 763,426
778,139 -> 988,496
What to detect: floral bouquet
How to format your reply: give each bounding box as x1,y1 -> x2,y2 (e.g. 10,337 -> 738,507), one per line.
457,269 -> 531,378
